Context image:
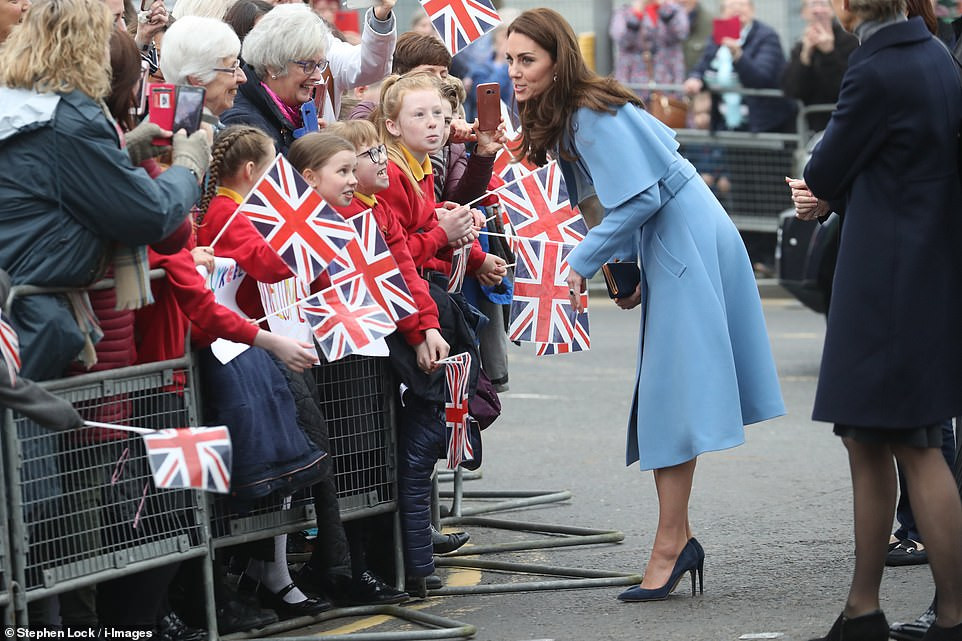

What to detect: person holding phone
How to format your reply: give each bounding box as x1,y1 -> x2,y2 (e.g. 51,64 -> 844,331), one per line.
160,16 -> 247,123
222,0 -> 397,145
681,0 -> 795,133
505,7 -> 784,603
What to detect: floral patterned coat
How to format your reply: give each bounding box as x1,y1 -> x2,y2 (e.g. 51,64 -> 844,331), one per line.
610,2 -> 689,97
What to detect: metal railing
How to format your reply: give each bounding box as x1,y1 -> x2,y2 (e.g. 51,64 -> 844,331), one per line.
625,83 -> 835,233
0,279 -> 421,636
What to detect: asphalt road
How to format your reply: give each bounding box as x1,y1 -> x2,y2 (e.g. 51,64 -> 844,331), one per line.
293,295 -> 937,641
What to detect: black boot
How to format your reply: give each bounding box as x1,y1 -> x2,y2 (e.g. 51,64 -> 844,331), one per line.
810,611 -> 889,641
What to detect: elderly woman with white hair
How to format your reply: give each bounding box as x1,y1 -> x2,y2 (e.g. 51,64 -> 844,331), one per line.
788,0 -> 962,639
221,0 -> 397,151
160,15 -> 247,121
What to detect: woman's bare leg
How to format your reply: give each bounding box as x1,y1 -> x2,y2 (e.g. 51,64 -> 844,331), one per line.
639,458 -> 697,589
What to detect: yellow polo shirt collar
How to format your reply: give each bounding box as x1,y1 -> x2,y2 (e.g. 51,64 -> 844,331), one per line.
354,192 -> 378,208
217,186 -> 245,204
400,145 -> 432,181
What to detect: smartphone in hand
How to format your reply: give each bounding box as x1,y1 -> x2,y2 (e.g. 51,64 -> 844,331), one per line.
172,85 -> 206,135
148,83 -> 176,145
476,82 -> 501,132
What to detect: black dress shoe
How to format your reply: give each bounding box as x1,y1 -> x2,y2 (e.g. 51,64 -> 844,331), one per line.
216,595 -> 278,634
810,610 -> 889,641
431,527 -> 470,554
156,611 -> 208,641
257,582 -> 332,619
349,571 -> 409,605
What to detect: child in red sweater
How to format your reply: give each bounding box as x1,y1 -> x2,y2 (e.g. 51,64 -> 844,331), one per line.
376,72 -> 507,285
289,126 -> 449,370
200,126 -> 407,609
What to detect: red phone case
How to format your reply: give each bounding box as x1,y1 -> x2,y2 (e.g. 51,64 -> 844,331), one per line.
476,82 -> 501,132
148,83 -> 176,146
712,16 -> 741,45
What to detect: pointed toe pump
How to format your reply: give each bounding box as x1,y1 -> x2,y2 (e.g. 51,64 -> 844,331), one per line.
618,538 -> 705,603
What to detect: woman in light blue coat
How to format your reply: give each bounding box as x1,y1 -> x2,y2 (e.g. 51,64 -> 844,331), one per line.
506,8 -> 784,603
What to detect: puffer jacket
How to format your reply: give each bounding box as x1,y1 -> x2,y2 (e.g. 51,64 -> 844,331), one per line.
0,88 -> 199,381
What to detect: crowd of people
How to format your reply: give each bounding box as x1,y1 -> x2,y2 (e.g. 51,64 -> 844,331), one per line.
0,0 -> 961,639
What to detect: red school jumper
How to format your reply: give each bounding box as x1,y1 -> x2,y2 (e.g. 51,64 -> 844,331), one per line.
378,146 -> 486,275
193,188 -> 296,328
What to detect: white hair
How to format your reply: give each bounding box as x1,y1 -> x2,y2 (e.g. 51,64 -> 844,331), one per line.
160,16 -> 241,85
171,0 -> 234,20
241,3 -> 330,79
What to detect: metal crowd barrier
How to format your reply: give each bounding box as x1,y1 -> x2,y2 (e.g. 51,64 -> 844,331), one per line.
626,83 -> 836,234
4,358 -> 212,625
0,412 -> 13,625
0,279 -> 479,638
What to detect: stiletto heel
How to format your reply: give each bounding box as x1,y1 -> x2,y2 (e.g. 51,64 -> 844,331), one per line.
618,538 -> 705,603
690,537 -> 705,595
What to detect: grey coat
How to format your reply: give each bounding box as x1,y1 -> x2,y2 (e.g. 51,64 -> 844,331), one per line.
0,88 -> 199,380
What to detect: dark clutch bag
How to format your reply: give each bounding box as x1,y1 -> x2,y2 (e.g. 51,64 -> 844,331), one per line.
601,261 -> 640,299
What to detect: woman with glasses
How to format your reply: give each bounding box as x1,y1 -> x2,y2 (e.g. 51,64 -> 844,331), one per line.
221,3 -> 329,153
160,15 -> 247,125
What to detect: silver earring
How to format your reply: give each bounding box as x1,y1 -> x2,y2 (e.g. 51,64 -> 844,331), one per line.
553,74 -> 558,82
270,74 -> 277,79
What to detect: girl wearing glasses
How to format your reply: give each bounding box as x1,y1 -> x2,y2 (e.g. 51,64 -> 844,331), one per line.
320,120 -> 450,372
221,4 -> 330,153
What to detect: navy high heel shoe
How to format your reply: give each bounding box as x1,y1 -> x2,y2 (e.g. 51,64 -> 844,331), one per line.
618,538 -> 704,602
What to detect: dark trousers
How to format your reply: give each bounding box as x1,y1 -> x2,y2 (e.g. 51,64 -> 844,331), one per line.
893,418 -> 956,542
396,395 -> 445,577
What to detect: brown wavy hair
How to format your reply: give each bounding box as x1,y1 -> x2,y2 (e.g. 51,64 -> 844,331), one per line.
905,0 -> 937,34
506,8 -> 642,166
107,31 -> 143,132
0,0 -> 113,99
198,125 -> 275,223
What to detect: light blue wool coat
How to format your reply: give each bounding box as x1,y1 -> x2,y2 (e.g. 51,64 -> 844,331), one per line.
562,104 -> 785,471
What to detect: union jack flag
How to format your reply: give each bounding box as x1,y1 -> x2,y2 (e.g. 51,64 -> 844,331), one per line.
239,154 -> 356,283
535,341 -> 586,356
301,275 -> 397,362
420,0 -> 500,57
142,426 -> 232,493
442,352 -> 473,469
508,237 -> 590,349
0,313 -> 20,385
492,133 -> 538,187
327,209 -> 417,322
499,161 -> 589,245
447,245 -> 469,294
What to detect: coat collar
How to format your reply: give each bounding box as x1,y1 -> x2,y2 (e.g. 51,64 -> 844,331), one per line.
850,17 -> 931,65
